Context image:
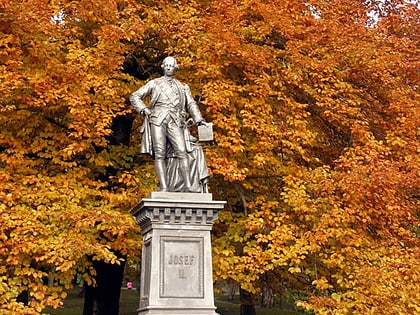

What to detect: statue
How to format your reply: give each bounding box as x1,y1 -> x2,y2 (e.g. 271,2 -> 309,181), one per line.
130,57 -> 211,193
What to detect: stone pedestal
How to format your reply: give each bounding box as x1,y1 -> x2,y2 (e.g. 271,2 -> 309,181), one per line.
130,192 -> 225,315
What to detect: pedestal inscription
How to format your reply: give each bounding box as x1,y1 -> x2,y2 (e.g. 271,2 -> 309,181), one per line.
160,237 -> 204,298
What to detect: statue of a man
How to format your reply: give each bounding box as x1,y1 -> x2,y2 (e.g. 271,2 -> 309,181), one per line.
130,57 -> 210,193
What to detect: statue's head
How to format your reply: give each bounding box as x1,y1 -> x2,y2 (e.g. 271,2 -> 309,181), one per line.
161,56 -> 179,76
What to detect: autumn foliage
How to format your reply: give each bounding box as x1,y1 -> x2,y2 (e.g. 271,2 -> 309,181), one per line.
1,0 -> 419,314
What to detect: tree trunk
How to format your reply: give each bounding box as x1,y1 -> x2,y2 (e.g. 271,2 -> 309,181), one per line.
261,282 -> 274,308
228,279 -> 237,301
82,114 -> 132,315
239,288 -> 256,315
83,256 -> 126,315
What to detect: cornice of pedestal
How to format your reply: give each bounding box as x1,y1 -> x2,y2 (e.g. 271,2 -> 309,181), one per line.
129,193 -> 226,231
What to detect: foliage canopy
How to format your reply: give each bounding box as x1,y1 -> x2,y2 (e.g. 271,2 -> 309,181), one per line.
1,0 -> 419,314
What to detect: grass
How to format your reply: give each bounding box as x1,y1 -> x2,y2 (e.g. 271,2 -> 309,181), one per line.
46,289 -> 302,315
46,289 -> 138,315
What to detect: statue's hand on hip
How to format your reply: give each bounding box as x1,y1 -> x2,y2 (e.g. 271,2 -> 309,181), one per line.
141,108 -> 151,119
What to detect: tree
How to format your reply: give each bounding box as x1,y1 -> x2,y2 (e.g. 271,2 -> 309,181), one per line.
194,0 -> 420,313
0,0 -> 145,313
1,0 -> 419,314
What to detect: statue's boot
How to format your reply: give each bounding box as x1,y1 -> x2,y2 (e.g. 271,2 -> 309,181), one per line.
179,158 -> 194,192
155,159 -> 168,192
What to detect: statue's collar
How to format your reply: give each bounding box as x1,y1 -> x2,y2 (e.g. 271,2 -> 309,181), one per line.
163,76 -> 175,84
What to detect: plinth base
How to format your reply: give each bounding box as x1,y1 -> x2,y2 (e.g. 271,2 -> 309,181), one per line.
138,306 -> 218,315
130,193 -> 225,315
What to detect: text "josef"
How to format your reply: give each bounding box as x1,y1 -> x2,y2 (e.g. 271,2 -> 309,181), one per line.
168,255 -> 195,265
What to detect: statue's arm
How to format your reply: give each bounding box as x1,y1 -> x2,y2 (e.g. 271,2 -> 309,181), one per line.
129,80 -> 154,114
184,84 -> 204,124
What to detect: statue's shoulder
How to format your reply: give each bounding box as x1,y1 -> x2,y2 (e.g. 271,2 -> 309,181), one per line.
146,77 -> 160,86
143,77 -> 166,91
175,79 -> 189,89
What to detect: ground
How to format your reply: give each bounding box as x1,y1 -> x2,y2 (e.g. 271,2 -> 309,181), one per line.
45,289 -> 302,315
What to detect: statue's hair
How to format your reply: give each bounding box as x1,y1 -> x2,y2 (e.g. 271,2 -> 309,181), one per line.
161,56 -> 179,70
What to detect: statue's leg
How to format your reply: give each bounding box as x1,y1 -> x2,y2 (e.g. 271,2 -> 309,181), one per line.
154,159 -> 168,191
179,157 -> 193,192
166,119 -> 193,192
150,122 -> 168,192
